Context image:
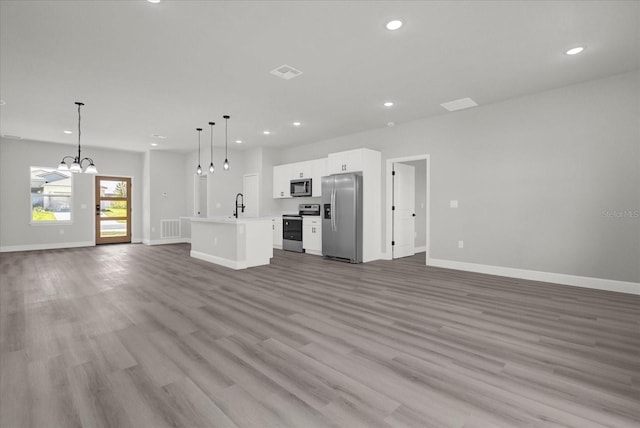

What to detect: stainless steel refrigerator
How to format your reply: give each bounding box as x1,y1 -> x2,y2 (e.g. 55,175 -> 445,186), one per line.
322,172 -> 363,263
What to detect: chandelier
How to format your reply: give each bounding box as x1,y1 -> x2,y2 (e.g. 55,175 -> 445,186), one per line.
58,102 -> 97,173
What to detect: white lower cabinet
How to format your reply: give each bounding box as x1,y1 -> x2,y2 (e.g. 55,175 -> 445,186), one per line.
302,216 -> 322,255
272,217 -> 282,249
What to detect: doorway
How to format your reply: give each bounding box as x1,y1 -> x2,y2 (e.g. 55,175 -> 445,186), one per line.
194,174 -> 207,217
95,176 -> 132,244
242,173 -> 259,217
385,155 -> 430,263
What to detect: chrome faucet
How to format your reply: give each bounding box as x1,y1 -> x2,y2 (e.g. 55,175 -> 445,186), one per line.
234,193 -> 245,218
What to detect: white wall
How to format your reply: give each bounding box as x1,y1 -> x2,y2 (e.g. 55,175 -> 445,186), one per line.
145,150 -> 188,243
271,71 -> 640,283
0,139 -> 144,250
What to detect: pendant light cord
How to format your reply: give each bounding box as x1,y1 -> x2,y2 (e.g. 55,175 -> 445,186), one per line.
225,117 -> 228,159
76,102 -> 83,162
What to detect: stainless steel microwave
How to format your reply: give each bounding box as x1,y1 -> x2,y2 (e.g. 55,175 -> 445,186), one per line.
290,178 -> 312,197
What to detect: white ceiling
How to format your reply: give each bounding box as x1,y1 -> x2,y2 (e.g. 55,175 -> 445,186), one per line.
1,1 -> 638,153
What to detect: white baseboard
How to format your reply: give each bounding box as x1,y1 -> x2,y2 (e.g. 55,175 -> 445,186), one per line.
415,246 -> 427,253
0,241 -> 95,253
426,257 -> 640,296
190,250 -> 269,270
144,238 -> 190,246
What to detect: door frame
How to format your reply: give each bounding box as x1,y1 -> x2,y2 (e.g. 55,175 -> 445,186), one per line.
384,154 -> 430,264
95,175 -> 132,244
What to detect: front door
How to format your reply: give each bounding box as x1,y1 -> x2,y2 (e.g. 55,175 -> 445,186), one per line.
95,176 -> 132,244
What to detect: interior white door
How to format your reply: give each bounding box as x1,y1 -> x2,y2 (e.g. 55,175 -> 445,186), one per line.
392,162 -> 415,259
242,173 -> 259,217
194,174 -> 207,217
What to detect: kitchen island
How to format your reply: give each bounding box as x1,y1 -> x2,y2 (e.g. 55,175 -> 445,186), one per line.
187,216 -> 273,269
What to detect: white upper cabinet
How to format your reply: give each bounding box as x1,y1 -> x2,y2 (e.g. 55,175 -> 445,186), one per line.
273,164 -> 292,199
291,161 -> 312,179
311,158 -> 327,197
328,149 -> 364,174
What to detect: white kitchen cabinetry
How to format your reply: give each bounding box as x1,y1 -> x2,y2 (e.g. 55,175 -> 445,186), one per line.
273,158 -> 327,199
327,148 -> 381,263
328,149 -> 366,174
303,216 -> 322,255
273,164 -> 292,199
272,217 -> 282,249
291,161 -> 312,179
311,158 -> 327,197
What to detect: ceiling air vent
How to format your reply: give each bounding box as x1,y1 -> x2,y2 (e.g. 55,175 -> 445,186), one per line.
270,64 -> 303,80
440,97 -> 478,112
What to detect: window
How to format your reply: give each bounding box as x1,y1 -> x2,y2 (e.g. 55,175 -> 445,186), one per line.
30,167 -> 72,223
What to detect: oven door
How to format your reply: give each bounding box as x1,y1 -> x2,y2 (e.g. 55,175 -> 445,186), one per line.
282,215 -> 304,252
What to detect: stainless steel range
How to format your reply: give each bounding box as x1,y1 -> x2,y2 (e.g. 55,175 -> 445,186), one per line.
282,204 -> 320,253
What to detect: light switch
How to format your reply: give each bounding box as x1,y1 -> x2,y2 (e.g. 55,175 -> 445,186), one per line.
458,240 -> 464,248
80,203 -> 87,209
450,200 -> 458,208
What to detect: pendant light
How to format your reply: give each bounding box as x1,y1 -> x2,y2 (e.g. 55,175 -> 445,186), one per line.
223,115 -> 230,171
196,128 -> 203,175
58,102 -> 98,173
208,122 -> 215,173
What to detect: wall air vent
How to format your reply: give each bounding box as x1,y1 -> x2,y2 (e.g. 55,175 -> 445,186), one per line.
270,64 -> 303,80
440,97 -> 478,112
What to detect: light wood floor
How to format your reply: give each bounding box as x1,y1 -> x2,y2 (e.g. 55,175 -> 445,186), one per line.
1,244 -> 639,428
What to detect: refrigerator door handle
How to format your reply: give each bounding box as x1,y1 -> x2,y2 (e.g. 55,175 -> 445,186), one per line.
331,187 -> 336,231
333,187 -> 336,231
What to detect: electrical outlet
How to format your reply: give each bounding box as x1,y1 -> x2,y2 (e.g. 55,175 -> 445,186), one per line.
151,226 -> 155,233
80,203 -> 87,209
450,200 -> 458,208
60,229 -> 65,235
458,240 -> 464,248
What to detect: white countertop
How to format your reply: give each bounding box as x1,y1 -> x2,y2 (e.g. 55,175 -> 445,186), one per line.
184,216 -> 273,224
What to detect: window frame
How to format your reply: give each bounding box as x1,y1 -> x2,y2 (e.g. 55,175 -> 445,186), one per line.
29,166 -> 74,225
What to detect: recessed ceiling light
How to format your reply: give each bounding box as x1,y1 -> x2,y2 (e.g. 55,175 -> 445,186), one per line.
147,0 -> 161,3
150,142 -> 158,147
63,130 -> 72,134
0,100 -> 6,106
565,46 -> 585,55
263,130 -> 271,135
383,101 -> 394,107
386,20 -> 403,31
151,134 -> 167,139
387,122 -> 395,127
235,140 -> 242,144
292,122 -> 301,127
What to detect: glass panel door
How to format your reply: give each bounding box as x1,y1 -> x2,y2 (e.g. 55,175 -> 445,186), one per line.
95,176 -> 131,244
